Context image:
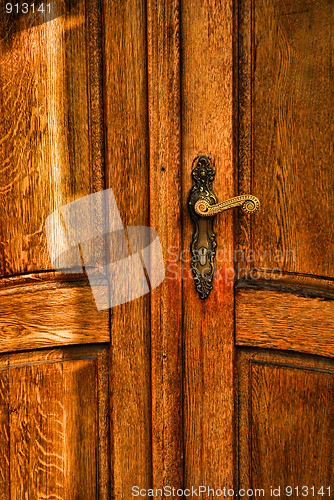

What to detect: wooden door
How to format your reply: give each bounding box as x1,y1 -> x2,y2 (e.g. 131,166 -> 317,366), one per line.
235,0 -> 334,494
0,0 -> 333,499
104,0 -> 333,497
0,1 -> 110,497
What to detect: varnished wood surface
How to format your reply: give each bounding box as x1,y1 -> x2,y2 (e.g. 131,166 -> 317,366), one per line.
235,282 -> 334,358
103,0 -> 152,497
236,272 -> 334,297
0,0 -> 105,277
0,278 -> 109,353
147,0 -> 183,491
181,0 -> 235,489
1,0 -> 332,496
0,270 -> 87,290
0,344 -> 110,499
237,348 -> 334,493
0,368 -> 9,498
237,0 -> 334,278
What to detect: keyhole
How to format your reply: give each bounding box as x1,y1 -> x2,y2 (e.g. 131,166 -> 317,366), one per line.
198,247 -> 208,266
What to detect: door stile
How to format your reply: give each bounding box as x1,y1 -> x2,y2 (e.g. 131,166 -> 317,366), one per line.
181,0 -> 236,490
236,0 -> 253,261
103,0 -> 152,497
147,0 -> 184,492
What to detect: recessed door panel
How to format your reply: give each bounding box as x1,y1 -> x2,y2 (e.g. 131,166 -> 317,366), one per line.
0,0 -> 104,277
0,344 -> 110,499
238,349 -> 334,494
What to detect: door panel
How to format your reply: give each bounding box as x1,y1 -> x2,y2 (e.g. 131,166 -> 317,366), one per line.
0,344 -> 110,498
0,2 -> 110,498
0,0 -> 105,277
103,0 -> 334,495
238,349 -> 334,494
237,0 -> 334,277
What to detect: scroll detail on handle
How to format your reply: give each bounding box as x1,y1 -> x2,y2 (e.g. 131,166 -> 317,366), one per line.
188,155 -> 260,299
194,194 -> 260,217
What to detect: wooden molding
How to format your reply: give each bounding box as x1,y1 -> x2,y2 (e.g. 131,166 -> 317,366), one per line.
235,284 -> 334,358
0,278 -> 109,353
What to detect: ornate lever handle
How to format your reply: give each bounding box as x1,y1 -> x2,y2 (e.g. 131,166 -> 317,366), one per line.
194,194 -> 259,217
188,155 -> 260,299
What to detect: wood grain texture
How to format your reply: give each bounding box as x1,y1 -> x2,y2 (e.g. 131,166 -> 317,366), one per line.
10,361 -> 65,497
147,0 -> 183,491
181,0 -> 235,489
0,344 -> 110,499
0,278 -> 109,353
0,0 -> 105,277
237,349 -> 334,492
63,358 -> 98,498
0,368 -> 9,498
236,275 -> 334,299
96,346 -> 112,499
235,271 -> 334,296
237,0 -> 334,278
103,0 -> 152,497
235,286 -> 334,358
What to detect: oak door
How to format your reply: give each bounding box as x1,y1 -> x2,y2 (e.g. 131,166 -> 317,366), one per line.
0,1 -> 110,498
0,0 -> 333,499
105,0 -> 333,496
235,0 -> 334,494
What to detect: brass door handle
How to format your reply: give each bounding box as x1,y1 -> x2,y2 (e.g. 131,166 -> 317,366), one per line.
194,194 -> 259,217
188,155 -> 260,299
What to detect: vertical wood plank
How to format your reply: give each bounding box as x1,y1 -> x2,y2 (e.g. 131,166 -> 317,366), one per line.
237,0 -> 253,258
0,365 -> 10,499
147,0 -> 183,491
96,346 -> 112,499
64,359 -> 98,499
103,0 -> 152,497
181,0 -> 235,489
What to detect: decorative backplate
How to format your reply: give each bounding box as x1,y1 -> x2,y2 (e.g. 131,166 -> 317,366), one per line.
188,155 -> 260,299
188,156 -> 218,299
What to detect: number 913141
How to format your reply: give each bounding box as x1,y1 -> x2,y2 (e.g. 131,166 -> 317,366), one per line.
6,3 -> 51,14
